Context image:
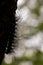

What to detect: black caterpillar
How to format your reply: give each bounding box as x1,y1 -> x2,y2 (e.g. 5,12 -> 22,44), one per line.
0,0 -> 18,64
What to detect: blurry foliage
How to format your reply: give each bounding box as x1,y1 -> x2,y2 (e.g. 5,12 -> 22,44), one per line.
31,7 -> 40,16
31,0 -> 43,16
2,50 -> 43,65
32,50 -> 43,65
18,22 -> 43,39
37,23 -> 43,31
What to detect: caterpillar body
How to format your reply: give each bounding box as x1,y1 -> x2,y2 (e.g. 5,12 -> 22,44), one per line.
0,0 -> 18,64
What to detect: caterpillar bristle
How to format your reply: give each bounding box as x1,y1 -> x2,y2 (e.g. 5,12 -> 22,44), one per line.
5,20 -> 18,54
